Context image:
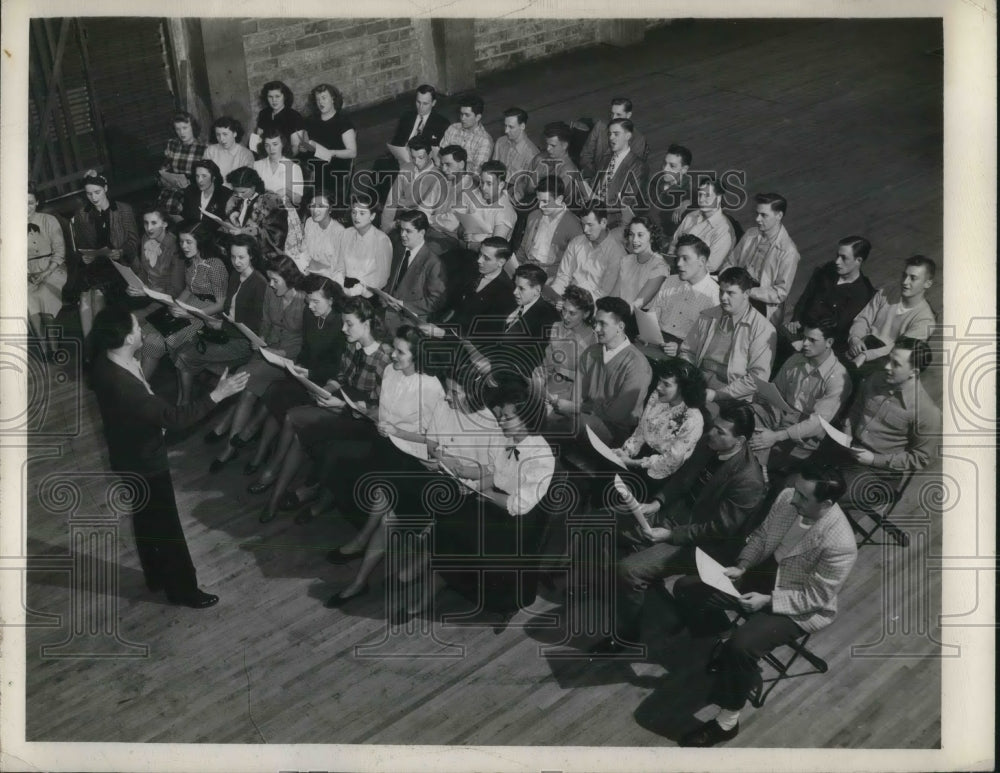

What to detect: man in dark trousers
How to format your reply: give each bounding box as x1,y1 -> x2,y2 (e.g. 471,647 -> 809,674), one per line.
589,402 -> 767,654
89,307 -> 249,608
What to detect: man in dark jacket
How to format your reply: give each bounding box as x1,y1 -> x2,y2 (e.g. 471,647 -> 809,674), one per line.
89,307 -> 248,608
589,402 -> 767,653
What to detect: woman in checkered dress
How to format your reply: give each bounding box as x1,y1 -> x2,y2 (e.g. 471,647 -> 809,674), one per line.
139,222 -> 227,380
155,112 -> 208,222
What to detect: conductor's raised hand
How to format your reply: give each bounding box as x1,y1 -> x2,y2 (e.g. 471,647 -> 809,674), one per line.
211,367 -> 250,402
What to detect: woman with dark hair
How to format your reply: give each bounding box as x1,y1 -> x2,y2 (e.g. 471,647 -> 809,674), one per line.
612,215 -> 670,309
535,284 -> 597,404
27,182 -> 67,360
181,159 -> 230,234
398,377 -> 555,625
207,256 -> 306,471
332,194 -> 392,293
171,234 -> 267,405
252,80 -> 304,158
252,128 -> 304,206
614,358 -> 706,481
320,325 -> 446,606
222,166 -> 295,261
300,83 -> 357,208
69,170 -> 141,342
156,111 -> 207,222
245,274 -> 347,521
300,191 -> 345,278
138,221 -> 227,380
204,116 -> 254,181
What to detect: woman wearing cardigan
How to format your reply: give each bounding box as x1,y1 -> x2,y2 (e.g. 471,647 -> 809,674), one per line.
207,256 -> 306,472
69,170 -> 140,343
139,222 -> 227,380
533,284 -> 597,405
180,159 -> 230,239
245,275 -> 347,522
123,208 -> 186,323
171,234 -> 267,405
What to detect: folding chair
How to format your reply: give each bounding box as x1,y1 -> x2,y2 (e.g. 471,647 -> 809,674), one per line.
841,469 -> 914,547
749,631 -> 829,707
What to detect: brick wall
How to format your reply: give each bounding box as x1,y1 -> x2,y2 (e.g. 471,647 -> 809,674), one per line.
473,19 -> 601,75
241,18 -> 420,113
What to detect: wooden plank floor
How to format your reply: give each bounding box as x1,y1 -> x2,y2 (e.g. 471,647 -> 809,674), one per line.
23,18 -> 944,747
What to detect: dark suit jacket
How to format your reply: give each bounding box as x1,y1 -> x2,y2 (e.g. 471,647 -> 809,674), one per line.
513,209 -> 583,280
580,120 -> 649,180
181,185 -> 230,231
653,439 -> 767,565
597,150 -> 650,214
488,297 -> 561,375
385,241 -> 447,323
446,271 -> 517,338
388,110 -> 451,149
91,356 -> 216,475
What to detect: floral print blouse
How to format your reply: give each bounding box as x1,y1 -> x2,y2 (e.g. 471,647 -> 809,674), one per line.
619,399 -> 704,480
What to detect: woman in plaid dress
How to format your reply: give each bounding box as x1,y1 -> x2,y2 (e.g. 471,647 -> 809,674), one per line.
138,222 -> 227,380
155,112 -> 207,222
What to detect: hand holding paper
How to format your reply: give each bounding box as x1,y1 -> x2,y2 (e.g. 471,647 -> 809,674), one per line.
586,425 -> 626,469
695,548 -> 741,598
819,416 -> 852,449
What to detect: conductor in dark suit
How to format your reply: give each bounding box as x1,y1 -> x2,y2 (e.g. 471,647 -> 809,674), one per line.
89,307 -> 249,608
382,209 -> 447,333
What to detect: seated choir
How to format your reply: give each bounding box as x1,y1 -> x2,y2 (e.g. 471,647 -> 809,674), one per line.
37,78 -> 947,746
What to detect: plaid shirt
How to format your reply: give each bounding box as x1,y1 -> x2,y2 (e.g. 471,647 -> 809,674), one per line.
338,342 -> 392,404
441,122 -> 494,174
157,138 -> 207,217
492,134 -> 540,200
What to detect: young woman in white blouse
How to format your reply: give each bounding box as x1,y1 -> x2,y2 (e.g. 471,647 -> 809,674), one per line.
333,194 -> 392,294
323,325 -> 445,606
400,378 -> 556,627
300,192 -> 344,278
252,128 -> 304,207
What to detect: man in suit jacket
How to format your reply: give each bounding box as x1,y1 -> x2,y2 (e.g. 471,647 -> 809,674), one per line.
385,84 -> 451,165
672,463 -> 857,747
88,307 -> 249,608
383,209 -> 447,333
579,96 -> 650,180
589,402 -> 766,654
509,176 -> 583,280
588,118 -> 649,229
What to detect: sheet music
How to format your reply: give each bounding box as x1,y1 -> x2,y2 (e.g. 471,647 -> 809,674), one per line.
586,425 -> 626,469
454,208 -> 491,235
819,416 -> 853,448
635,308 -> 665,345
613,474 -> 652,533
284,365 -> 333,400
754,377 -> 796,414
367,285 -> 423,322
110,260 -> 146,291
225,314 -> 269,349
259,348 -> 294,369
339,389 -> 374,421
695,548 -> 741,598
389,433 -> 428,460
173,299 -> 221,324
199,207 -> 225,225
143,287 -> 174,304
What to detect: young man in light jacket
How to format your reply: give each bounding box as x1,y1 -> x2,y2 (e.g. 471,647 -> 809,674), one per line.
671,463 -> 858,747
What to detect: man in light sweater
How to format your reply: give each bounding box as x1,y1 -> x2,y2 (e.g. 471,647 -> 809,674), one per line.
546,296 -> 652,446
671,463 -> 857,747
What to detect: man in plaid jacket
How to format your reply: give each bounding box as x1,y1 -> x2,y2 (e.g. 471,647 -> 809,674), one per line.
672,462 -> 858,747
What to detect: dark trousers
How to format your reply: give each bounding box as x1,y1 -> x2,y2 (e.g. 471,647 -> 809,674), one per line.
130,470 -> 199,599
672,563 -> 803,711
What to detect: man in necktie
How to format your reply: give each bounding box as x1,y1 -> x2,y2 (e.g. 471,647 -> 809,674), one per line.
382,209 -> 446,334
589,118 -> 647,229
385,84 -> 449,166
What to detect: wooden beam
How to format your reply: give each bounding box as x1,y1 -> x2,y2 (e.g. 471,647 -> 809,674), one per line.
29,18 -> 73,183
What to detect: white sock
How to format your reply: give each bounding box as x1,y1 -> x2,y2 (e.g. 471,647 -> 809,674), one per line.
714,708 -> 740,730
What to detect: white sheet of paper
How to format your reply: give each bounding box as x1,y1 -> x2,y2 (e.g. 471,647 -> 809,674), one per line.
695,548 -> 741,598
613,474 -> 652,533
754,377 -> 796,414
455,209 -> 491,235
586,425 -> 626,469
259,348 -> 294,369
227,316 -> 268,349
819,416 -> 853,448
110,260 -> 146,291
248,133 -> 261,153
389,433 -> 428,460
284,365 -> 333,400
173,299 -> 221,324
635,308 -> 664,345
143,287 -> 174,304
199,207 -> 225,225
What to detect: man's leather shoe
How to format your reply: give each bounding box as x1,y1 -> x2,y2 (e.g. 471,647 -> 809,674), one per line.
678,719 -> 739,747
168,590 -> 219,609
324,585 -> 369,608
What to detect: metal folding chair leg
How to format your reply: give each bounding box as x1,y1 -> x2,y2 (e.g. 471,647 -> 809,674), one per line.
749,633 -> 829,708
